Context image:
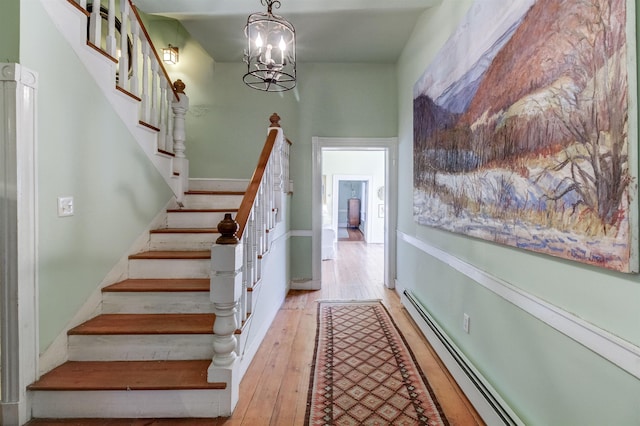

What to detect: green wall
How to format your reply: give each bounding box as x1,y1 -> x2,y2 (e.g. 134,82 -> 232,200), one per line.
139,15 -> 398,280
20,0 -> 172,351
188,61 -> 398,280
396,1 -> 640,424
0,0 -> 20,62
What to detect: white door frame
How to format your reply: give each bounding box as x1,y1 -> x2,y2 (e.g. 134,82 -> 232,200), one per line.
0,63 -> 39,425
312,137 -> 398,289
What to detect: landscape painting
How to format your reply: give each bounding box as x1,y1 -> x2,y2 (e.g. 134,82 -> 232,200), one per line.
413,0 -> 638,272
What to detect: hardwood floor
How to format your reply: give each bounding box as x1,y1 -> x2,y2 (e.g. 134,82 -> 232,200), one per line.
337,227 -> 364,241
226,241 -> 483,426
27,241 -> 484,426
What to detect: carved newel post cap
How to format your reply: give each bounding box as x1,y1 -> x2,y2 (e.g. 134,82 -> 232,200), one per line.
173,79 -> 186,94
269,113 -> 281,128
216,213 -> 239,244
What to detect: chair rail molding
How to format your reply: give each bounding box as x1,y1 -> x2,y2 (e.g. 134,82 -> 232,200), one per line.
397,231 -> 640,381
0,63 -> 39,426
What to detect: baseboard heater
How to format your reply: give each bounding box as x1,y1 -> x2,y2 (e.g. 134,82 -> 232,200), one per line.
402,290 -> 523,426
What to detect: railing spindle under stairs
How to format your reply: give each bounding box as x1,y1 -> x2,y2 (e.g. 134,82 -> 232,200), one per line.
208,114 -> 291,389
66,0 -> 189,201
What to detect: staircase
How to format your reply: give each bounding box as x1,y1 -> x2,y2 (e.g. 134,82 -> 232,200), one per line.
25,1 -> 292,423
28,181 -> 248,420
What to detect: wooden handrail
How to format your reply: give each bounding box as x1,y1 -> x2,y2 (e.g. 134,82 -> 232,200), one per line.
127,0 -> 180,101
235,128 -> 279,240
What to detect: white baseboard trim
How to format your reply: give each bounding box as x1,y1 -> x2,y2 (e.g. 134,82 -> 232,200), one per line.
290,279 -> 320,290
290,229 -> 313,237
397,231 -> 640,381
401,290 -> 524,426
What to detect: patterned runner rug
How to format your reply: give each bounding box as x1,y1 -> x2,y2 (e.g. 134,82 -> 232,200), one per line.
305,300 -> 449,426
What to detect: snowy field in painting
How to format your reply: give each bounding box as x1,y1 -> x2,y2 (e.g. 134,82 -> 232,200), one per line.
413,163 -> 630,270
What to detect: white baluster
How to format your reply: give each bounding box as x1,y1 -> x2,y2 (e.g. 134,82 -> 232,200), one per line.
157,80 -> 168,151
150,63 -> 159,126
141,41 -> 150,122
239,236 -> 249,323
130,18 -> 140,95
256,186 -> 264,255
249,210 -> 258,287
268,158 -> 275,228
118,0 -> 129,90
89,0 -> 102,48
285,142 -> 290,192
106,0 -> 116,57
79,0 -> 87,9
166,89 -> 175,152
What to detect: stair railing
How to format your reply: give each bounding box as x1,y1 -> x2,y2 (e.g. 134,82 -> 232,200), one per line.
208,114 -> 290,397
66,0 -> 189,202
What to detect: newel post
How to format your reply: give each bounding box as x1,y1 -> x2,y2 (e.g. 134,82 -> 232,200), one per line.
172,79 -> 189,158
269,113 -> 285,221
208,213 -> 242,413
171,79 -> 189,205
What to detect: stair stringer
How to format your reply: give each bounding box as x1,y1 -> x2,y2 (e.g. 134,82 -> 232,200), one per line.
39,0 -> 182,197
235,192 -> 291,384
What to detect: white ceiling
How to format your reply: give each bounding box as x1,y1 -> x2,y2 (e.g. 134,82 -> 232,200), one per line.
134,0 -> 442,63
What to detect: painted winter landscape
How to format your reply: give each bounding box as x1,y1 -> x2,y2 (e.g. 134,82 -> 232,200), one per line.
413,0 -> 637,272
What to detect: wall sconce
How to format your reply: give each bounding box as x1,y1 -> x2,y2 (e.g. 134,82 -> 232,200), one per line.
162,44 -> 179,64
243,0 -> 296,92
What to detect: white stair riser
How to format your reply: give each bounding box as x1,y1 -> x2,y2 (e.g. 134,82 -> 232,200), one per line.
128,259 -> 210,279
189,179 -> 249,192
167,211 -> 228,228
102,292 -> 214,314
30,389 -> 229,418
68,335 -> 214,361
183,194 -> 243,210
149,233 -> 216,251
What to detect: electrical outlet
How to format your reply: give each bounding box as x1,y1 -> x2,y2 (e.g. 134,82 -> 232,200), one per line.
463,313 -> 470,334
57,196 -> 74,217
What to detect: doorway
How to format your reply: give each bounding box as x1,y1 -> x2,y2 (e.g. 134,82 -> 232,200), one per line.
332,175 -> 375,243
312,137 -> 398,289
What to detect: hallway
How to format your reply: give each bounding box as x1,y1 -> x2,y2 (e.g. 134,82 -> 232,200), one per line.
225,241 -> 484,425
26,241 -> 484,425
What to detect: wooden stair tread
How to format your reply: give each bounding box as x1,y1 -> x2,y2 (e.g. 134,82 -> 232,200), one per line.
28,360 -> 225,391
150,228 -> 219,234
68,314 -> 215,335
185,190 -> 245,196
103,279 -> 209,292
166,208 -> 238,213
128,250 -> 210,260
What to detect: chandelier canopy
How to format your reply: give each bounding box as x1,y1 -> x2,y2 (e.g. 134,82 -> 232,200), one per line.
243,0 -> 296,92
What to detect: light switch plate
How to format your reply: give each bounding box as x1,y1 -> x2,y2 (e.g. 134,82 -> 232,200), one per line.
58,196 -> 74,217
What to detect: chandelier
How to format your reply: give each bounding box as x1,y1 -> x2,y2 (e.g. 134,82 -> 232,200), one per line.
243,0 -> 296,92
